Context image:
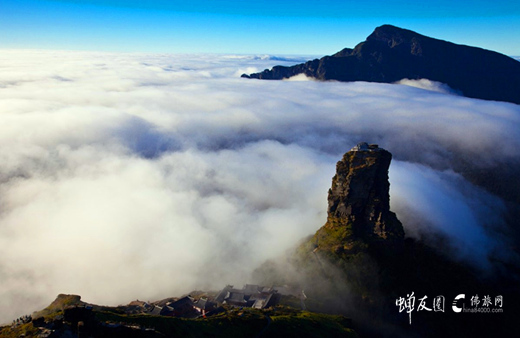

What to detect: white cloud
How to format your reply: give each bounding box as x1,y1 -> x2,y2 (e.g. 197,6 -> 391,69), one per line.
0,50 -> 519,323
395,78 -> 460,95
389,161 -> 506,269
284,73 -> 315,81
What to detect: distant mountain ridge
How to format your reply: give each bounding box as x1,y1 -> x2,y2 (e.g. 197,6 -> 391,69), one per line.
242,25 -> 520,104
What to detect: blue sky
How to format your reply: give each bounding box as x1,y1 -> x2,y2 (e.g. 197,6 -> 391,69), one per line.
2,0 -> 520,55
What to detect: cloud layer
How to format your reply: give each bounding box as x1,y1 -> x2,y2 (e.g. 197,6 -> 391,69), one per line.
0,50 -> 519,323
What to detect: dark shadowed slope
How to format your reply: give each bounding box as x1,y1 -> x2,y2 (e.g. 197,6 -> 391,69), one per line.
243,25 -> 520,105
289,143 -> 517,337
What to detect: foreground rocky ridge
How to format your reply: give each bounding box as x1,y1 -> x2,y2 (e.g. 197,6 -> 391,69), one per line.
0,294 -> 357,338
243,25 -> 520,105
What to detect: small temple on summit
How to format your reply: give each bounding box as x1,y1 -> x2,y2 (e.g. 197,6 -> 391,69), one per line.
350,142 -> 380,152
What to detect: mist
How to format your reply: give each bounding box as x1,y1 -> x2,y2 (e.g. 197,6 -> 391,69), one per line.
0,50 -> 519,323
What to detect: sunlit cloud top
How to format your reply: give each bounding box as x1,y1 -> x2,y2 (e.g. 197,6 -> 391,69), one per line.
0,50 -> 519,323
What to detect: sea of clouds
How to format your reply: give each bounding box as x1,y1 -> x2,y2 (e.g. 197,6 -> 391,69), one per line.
0,50 -> 519,323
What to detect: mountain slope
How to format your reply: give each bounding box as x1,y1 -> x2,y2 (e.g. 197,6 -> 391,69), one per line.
254,143 -> 517,337
242,25 -> 520,104
0,295 -> 358,338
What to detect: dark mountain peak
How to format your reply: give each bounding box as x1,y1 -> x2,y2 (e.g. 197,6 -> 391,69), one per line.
243,25 -> 520,104
365,24 -> 426,54
367,24 -> 418,42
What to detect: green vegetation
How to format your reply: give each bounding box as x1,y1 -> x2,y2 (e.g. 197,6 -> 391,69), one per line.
265,307 -> 357,338
314,220 -> 359,259
93,306 -> 357,338
95,307 -> 266,337
0,323 -> 38,338
1,302 -> 357,338
32,294 -> 83,319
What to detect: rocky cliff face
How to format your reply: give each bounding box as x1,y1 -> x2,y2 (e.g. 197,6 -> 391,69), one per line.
242,25 -> 520,105
326,143 -> 404,242
258,144 -> 515,337
298,143 -> 404,262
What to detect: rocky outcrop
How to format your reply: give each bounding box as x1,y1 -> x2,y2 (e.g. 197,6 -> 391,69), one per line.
298,143 -> 404,261
326,143 -> 404,242
242,25 -> 520,105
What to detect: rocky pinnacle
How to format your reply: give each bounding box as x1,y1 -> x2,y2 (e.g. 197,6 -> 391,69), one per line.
326,142 -> 404,242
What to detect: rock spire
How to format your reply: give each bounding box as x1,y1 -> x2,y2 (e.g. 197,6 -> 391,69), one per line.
326,142 -> 404,242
